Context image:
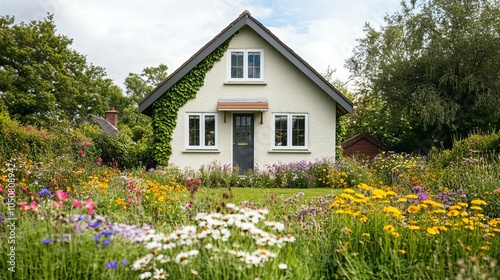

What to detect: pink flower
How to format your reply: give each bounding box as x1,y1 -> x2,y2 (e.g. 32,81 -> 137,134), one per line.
195,178 -> 201,185
72,199 -> 82,208
97,157 -> 103,163
127,196 -> 133,202
23,187 -> 27,193
53,201 -> 62,209
81,154 -> 85,158
85,199 -> 95,214
20,202 -> 30,211
29,201 -> 38,211
0,186 -> 3,193
55,190 -> 68,201
78,150 -> 84,155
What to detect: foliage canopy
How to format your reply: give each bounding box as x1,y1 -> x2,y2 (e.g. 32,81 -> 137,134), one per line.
346,0 -> 500,152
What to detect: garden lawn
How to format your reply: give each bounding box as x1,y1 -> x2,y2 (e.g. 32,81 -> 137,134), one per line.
199,187 -> 340,204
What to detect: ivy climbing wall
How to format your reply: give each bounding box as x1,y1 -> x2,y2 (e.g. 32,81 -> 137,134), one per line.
151,38 -> 232,166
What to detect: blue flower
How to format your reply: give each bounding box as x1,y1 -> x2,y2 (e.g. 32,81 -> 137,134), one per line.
93,236 -> 100,242
42,238 -> 51,244
39,188 -> 52,196
120,259 -> 127,265
103,239 -> 111,246
106,261 -> 117,270
100,230 -> 114,237
88,221 -> 101,228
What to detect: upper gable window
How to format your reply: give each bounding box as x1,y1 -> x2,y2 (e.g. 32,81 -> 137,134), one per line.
228,49 -> 264,81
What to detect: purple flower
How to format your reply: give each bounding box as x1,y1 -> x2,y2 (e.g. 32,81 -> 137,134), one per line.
39,188 -> 52,196
42,238 -> 51,244
100,230 -> 115,237
0,215 -> 3,222
88,221 -> 101,228
121,259 -> 128,265
418,192 -> 428,201
106,261 -> 118,270
103,239 -> 111,246
93,236 -> 100,242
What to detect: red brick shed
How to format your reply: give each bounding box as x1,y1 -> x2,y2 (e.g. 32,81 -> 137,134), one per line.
341,133 -> 388,159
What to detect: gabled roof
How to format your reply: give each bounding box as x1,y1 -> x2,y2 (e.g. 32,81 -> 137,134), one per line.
139,10 -> 353,117
90,115 -> 120,136
341,132 -> 388,151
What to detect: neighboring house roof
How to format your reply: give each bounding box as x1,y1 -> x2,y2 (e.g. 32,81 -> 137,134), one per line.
139,10 -> 353,117
90,115 -> 120,136
341,132 -> 388,151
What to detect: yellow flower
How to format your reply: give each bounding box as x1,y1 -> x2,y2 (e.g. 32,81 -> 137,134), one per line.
406,194 -> 418,199
359,215 -> 368,223
343,188 -> 355,194
396,198 -> 408,203
390,231 -> 400,238
466,246 -> 473,252
407,205 -> 420,214
399,250 -> 406,254
383,206 -> 401,216
408,225 -> 421,230
457,202 -> 468,208
383,224 -> 395,232
447,209 -> 460,217
426,227 -> 439,235
362,233 -> 370,238
335,209 -> 345,214
449,205 -> 462,210
480,245 -> 489,251
470,199 -> 487,206
470,206 -> 483,211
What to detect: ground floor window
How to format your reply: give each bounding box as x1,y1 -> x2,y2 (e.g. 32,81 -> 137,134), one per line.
186,113 -> 217,149
273,113 -> 308,149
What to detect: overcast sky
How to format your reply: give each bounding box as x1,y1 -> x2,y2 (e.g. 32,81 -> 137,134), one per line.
1,0 -> 401,90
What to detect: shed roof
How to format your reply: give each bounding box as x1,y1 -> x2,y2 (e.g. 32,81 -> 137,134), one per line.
138,10 -> 353,117
341,133 -> 388,151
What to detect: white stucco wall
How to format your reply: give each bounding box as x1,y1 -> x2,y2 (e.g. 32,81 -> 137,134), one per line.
168,26 -> 337,170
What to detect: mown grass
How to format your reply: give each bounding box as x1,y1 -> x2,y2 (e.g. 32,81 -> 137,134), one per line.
199,187 -> 339,204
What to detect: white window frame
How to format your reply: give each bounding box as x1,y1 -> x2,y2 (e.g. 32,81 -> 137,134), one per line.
185,113 -> 218,149
272,113 -> 308,149
227,49 -> 264,81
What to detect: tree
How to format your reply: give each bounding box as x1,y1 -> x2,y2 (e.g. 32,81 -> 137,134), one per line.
0,15 -> 118,127
346,0 -> 500,152
121,64 -> 168,142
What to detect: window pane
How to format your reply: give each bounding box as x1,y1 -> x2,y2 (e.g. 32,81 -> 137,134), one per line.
248,52 -> 261,78
188,115 -> 200,146
231,52 -> 244,78
292,115 -> 305,146
204,115 -> 216,146
275,115 -> 287,146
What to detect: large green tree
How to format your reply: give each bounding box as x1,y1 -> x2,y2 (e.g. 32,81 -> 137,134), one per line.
121,64 -> 168,142
0,15 -> 117,127
346,0 -> 500,152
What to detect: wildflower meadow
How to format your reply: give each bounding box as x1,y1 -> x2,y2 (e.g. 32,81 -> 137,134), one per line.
1,131 -> 500,279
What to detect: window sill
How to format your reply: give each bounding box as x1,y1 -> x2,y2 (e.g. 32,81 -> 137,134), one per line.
224,81 -> 267,85
182,149 -> 220,153
268,149 -> 311,154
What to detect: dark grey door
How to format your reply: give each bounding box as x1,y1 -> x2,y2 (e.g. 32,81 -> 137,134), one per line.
233,114 -> 254,175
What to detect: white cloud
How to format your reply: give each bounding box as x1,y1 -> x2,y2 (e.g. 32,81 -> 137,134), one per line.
1,0 -> 400,89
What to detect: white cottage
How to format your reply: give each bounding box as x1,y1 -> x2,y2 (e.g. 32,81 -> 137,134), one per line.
139,11 -> 353,174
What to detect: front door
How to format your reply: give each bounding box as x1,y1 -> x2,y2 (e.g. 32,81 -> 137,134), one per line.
233,114 -> 254,175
